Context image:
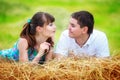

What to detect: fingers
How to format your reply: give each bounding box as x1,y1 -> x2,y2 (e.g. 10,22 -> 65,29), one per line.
39,42 -> 51,53
44,42 -> 51,46
44,42 -> 51,53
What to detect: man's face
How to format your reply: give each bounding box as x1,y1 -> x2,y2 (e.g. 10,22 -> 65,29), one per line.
68,17 -> 86,39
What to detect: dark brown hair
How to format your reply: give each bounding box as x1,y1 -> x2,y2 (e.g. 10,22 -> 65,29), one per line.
20,12 -> 55,51
71,11 -> 94,34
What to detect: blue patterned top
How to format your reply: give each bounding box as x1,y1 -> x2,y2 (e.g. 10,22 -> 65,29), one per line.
0,41 -> 46,63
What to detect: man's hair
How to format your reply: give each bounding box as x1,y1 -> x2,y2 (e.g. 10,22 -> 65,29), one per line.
71,10 -> 94,34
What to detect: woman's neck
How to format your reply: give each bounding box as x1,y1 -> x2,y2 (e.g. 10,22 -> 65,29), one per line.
34,34 -> 48,52
35,34 -> 48,45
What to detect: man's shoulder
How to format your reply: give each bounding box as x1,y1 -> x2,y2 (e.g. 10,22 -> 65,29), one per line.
91,29 -> 107,42
61,30 -> 69,36
62,29 -> 69,34
93,29 -> 106,37
60,30 -> 74,41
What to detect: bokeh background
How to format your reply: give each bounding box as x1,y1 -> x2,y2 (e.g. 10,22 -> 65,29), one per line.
0,0 -> 120,55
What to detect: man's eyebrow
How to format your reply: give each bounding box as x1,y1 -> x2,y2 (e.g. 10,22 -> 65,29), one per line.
70,22 -> 74,25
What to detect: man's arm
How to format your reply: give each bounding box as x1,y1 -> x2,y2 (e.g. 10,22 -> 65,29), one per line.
54,30 -> 69,59
96,33 -> 110,57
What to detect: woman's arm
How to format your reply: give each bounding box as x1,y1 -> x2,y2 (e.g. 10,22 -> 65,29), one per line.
45,48 -> 54,61
32,42 -> 51,64
32,50 -> 44,64
18,38 -> 29,62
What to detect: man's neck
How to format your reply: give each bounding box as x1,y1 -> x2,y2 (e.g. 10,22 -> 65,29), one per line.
75,34 -> 90,47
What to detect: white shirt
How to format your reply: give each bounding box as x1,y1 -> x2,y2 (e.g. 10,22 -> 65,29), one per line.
55,29 -> 110,57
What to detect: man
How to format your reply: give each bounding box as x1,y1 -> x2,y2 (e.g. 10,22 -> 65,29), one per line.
54,10 -> 110,59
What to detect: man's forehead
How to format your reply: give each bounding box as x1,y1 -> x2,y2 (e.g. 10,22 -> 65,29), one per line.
70,17 -> 77,21
69,18 -> 78,24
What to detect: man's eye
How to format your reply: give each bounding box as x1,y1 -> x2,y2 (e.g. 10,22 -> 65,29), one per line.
70,23 -> 75,27
71,25 -> 75,27
49,23 -> 53,26
72,25 -> 75,27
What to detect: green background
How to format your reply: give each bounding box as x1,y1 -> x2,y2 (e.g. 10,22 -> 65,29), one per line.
0,0 -> 120,55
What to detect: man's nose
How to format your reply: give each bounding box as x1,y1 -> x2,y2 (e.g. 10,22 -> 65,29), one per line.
68,25 -> 71,30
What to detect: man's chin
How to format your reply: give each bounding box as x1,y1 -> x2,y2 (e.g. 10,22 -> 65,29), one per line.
69,34 -> 74,38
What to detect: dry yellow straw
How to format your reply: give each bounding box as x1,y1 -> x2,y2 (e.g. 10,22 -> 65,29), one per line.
0,55 -> 120,80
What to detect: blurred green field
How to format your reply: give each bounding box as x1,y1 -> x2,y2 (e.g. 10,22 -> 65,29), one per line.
0,0 -> 120,55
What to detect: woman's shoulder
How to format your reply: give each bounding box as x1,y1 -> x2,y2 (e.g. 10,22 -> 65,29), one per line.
17,38 -> 28,48
19,38 -> 28,43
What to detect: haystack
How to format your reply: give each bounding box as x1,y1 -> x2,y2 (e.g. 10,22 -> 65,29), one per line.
0,55 -> 120,80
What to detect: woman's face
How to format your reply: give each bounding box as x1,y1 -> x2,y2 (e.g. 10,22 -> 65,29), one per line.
42,22 -> 56,38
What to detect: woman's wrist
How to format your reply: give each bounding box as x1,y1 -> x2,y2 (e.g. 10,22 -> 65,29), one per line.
32,51 -> 44,64
38,49 -> 44,55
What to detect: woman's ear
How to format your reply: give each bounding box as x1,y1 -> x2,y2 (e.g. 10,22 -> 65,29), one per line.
36,26 -> 43,32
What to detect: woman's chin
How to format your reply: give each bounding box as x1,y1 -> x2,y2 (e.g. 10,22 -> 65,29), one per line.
50,34 -> 55,37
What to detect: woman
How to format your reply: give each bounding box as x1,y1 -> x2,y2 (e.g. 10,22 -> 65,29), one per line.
0,12 -> 56,64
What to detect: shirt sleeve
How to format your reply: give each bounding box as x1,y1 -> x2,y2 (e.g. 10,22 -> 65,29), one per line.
54,31 -> 69,56
96,33 -> 110,57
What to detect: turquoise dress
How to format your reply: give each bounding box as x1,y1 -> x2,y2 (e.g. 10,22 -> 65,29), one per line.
0,41 -> 46,64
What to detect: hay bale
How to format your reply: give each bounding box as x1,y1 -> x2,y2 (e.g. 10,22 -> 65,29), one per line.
0,56 -> 120,80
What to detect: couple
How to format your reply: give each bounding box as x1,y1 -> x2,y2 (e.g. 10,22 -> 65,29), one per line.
0,11 -> 110,64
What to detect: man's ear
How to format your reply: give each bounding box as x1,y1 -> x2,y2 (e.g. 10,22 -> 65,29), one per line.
82,26 -> 88,34
36,26 -> 43,32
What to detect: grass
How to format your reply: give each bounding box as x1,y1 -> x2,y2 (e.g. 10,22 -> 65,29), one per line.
0,0 -> 120,55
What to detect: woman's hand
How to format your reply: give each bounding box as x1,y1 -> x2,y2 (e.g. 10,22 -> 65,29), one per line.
32,42 -> 51,64
38,42 -> 51,55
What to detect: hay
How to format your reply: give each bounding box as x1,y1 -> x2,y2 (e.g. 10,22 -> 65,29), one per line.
0,56 -> 120,80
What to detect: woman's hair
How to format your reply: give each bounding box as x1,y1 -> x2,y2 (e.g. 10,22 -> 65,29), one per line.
20,12 -> 55,51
